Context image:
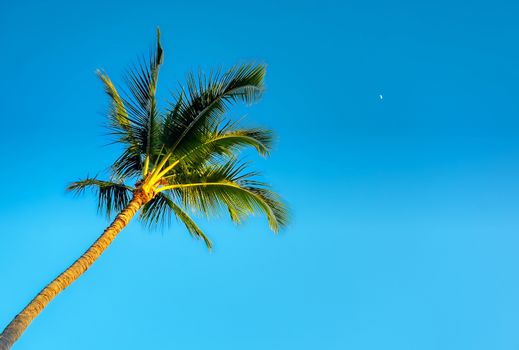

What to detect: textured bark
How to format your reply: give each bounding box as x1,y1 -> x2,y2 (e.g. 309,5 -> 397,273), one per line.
0,190 -> 149,350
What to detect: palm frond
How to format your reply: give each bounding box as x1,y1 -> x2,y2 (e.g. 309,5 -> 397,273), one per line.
161,63 -> 266,155
140,192 -> 212,249
96,70 -> 132,137
111,146 -> 143,181
119,28 -> 164,174
162,159 -> 288,232
67,177 -> 134,218
166,126 -> 273,173
173,182 -> 287,232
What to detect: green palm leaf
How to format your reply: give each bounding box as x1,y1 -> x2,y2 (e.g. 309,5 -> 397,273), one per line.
119,27 -> 164,177
67,177 -> 133,218
166,125 -> 273,173
160,159 -> 288,232
140,192 -> 212,249
161,63 -> 266,155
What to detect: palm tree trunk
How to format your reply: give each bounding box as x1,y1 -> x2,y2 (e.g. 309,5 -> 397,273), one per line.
0,190 -> 149,350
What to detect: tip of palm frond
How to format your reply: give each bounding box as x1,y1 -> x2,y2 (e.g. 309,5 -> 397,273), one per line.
156,27 -> 164,65
225,63 -> 267,105
66,176 -> 98,194
203,236 -> 213,251
272,205 -> 290,233
95,69 -> 109,81
65,181 -> 81,194
95,69 -> 113,88
256,188 -> 290,234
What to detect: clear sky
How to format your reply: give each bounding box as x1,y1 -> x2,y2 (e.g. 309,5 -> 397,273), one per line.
1,0 -> 519,349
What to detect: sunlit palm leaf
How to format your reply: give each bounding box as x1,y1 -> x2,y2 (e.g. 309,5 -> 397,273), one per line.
165,127 -> 273,175
164,159 -> 288,232
96,70 -> 131,137
162,63 -> 266,155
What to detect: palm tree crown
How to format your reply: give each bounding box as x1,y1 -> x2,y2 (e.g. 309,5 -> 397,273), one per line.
67,28 -> 288,249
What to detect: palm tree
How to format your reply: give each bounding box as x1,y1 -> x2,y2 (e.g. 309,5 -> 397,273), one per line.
0,28 -> 288,349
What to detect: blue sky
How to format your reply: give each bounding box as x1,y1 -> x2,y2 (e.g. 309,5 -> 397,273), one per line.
1,0 -> 519,349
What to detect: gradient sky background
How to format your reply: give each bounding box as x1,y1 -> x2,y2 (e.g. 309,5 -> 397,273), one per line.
2,0 -> 519,349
